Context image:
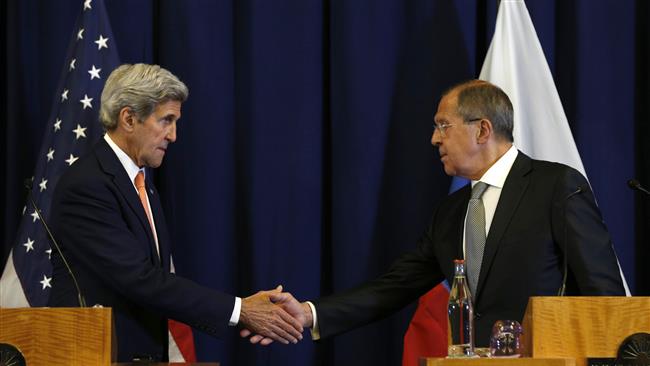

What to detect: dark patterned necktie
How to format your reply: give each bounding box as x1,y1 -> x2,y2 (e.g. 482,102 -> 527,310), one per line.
465,181 -> 489,297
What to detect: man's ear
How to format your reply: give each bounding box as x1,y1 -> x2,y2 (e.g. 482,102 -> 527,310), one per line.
477,119 -> 493,144
117,107 -> 136,132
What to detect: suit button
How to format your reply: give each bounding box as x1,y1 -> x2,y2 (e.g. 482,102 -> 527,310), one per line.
475,312 -> 482,319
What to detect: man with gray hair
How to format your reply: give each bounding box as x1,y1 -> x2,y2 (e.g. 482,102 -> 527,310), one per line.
242,79 -> 625,349
49,64 -> 303,362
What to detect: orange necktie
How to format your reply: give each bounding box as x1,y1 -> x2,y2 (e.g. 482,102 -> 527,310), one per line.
134,171 -> 155,235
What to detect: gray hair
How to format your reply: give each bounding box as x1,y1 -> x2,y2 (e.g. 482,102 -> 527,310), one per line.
99,64 -> 188,131
445,80 -> 514,142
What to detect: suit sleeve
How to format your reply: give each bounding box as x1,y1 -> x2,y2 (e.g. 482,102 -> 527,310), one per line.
313,208 -> 445,339
553,168 -> 626,295
53,175 -> 235,337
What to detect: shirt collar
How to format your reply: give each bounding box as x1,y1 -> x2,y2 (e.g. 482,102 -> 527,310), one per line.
104,134 -> 145,185
472,145 -> 518,189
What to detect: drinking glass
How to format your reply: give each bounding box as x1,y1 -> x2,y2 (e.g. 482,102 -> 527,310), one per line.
489,320 -> 523,357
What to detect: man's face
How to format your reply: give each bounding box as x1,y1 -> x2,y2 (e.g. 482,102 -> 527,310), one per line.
131,100 -> 181,168
431,93 -> 482,179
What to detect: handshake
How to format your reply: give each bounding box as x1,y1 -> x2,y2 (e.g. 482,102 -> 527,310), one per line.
238,285 -> 313,345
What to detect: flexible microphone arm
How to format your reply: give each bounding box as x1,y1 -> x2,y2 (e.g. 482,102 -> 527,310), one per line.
557,186 -> 584,297
628,179 -> 650,196
24,179 -> 86,307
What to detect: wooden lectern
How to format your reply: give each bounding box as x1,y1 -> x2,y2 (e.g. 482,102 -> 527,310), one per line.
0,307 -> 114,366
522,297 -> 650,365
421,296 -> 650,366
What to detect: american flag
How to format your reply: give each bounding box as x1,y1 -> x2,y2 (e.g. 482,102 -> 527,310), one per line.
0,0 -> 119,307
0,1 -> 198,361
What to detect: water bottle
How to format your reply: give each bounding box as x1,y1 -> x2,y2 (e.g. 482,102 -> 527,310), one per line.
447,259 -> 475,357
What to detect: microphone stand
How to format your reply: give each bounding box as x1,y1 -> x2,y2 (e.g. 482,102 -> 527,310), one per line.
24,180 -> 86,307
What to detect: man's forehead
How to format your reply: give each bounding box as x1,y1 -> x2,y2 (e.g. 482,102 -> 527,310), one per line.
440,89 -> 460,105
435,93 -> 459,120
154,100 -> 182,114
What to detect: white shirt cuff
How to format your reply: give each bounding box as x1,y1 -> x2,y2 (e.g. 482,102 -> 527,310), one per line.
306,301 -> 320,340
229,297 -> 242,326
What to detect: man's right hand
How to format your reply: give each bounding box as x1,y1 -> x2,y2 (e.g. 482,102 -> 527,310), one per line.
239,286 -> 304,345
240,289 -> 313,345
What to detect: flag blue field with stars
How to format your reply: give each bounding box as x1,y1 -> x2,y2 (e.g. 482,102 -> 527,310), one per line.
0,0 -> 120,307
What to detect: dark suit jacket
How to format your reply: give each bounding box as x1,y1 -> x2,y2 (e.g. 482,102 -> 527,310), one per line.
48,139 -> 235,362
314,152 -> 625,347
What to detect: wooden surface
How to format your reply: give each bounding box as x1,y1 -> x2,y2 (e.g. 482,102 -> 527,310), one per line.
0,307 -> 113,366
113,363 -> 219,366
522,297 -> 650,361
420,358 -> 575,366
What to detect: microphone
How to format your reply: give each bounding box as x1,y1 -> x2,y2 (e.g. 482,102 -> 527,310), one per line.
627,179 -> 650,196
557,186 -> 584,296
24,179 -> 86,307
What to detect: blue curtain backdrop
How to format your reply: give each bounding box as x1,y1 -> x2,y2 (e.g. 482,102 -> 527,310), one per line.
2,1 -> 648,365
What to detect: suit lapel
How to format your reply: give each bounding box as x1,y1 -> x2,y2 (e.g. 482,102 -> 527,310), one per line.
439,185 -> 471,284
94,139 -> 162,267
147,180 -> 171,272
454,187 -> 471,261
475,152 -> 532,301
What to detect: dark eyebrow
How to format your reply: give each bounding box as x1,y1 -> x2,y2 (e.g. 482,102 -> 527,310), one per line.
161,114 -> 177,121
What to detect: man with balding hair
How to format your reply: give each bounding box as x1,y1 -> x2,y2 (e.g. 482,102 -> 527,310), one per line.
244,80 -> 625,348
